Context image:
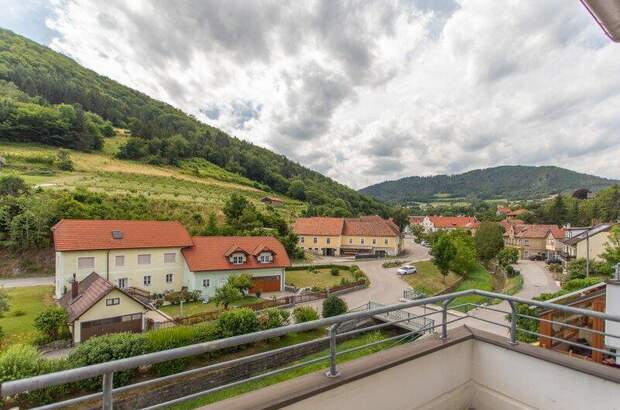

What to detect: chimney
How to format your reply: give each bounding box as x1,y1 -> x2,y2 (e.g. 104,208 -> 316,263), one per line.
71,273 -> 79,300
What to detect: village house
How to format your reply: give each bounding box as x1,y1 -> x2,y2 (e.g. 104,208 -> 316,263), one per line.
545,227 -> 566,259
293,215 -> 402,257
560,223 -> 616,264
260,196 -> 284,207
52,220 -> 290,299
417,215 -> 480,234
504,223 -> 559,259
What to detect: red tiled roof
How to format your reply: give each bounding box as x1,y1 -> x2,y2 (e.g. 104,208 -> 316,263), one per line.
550,227 -> 565,239
293,217 -> 345,236
343,216 -> 400,237
59,272 -> 152,322
428,216 -> 479,229
52,219 -> 194,252
409,216 -> 425,225
182,236 -> 291,272
514,224 -> 559,239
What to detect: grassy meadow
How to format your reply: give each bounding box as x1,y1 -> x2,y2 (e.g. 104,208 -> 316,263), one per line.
0,286 -> 55,347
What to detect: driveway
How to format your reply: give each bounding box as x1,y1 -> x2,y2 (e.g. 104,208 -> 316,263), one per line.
0,276 -> 53,288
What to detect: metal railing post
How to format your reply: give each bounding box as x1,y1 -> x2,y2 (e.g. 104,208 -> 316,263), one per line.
325,323 -> 342,377
508,301 -> 518,345
440,300 -> 450,340
102,372 -> 114,410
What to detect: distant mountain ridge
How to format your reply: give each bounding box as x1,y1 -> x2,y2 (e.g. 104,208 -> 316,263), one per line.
359,165 -> 620,203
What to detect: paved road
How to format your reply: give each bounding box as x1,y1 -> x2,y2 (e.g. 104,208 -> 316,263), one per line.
0,276 -> 53,288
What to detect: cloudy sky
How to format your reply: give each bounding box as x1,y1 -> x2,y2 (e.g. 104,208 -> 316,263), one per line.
3,0 -> 620,188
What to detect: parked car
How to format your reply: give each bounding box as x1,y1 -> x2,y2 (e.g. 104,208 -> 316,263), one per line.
528,254 -> 545,261
421,240 -> 431,247
545,257 -> 562,265
397,265 -> 417,275
296,287 -> 313,295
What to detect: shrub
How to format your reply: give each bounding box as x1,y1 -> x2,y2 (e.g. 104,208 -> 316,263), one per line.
382,260 -> 403,268
562,277 -> 603,292
69,332 -> 148,390
293,306 -> 319,323
322,295 -> 348,318
505,265 -> 520,277
339,277 -> 351,286
330,267 -> 340,276
12,309 -> 26,317
34,307 -> 69,341
55,149 -> 74,171
217,308 -> 258,338
191,321 -> 222,343
255,290 -> 262,299
0,290 -> 10,318
257,309 -> 290,330
497,247 -> 519,267
146,326 -> 196,376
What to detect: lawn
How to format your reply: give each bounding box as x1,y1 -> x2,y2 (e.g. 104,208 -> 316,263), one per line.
159,296 -> 262,318
285,268 -> 356,290
0,286 -> 55,346
399,261 -> 461,296
169,329 -> 402,410
448,264 -> 494,311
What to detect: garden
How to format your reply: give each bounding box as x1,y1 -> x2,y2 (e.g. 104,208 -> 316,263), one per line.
399,261 -> 461,296
285,264 -> 368,291
0,285 -> 55,346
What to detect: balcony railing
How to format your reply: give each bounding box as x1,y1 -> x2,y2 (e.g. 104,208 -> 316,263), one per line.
2,289 -> 620,409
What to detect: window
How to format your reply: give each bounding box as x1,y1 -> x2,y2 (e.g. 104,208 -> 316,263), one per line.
361,239 -> 365,244
138,254 -> 151,265
313,237 -> 318,244
118,278 -> 128,288
164,252 -> 176,264
349,238 -> 353,244
300,237 -> 304,243
326,238 -> 331,244
166,273 -> 174,283
372,238 -> 376,245
106,298 -> 120,306
384,239 -> 388,245
115,255 -> 125,267
203,279 -> 210,288
77,257 -> 95,270
259,253 -> 272,263
143,275 -> 151,286
232,254 -> 245,264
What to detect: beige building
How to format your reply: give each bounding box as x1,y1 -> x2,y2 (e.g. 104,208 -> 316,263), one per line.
561,223 -> 615,263
503,224 -> 559,259
293,215 -> 402,256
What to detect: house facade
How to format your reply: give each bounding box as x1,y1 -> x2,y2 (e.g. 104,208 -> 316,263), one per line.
504,224 -> 559,259
544,228 -> 565,258
561,223 -> 615,263
293,215 -> 402,256
52,220 -> 290,300
418,216 -> 480,234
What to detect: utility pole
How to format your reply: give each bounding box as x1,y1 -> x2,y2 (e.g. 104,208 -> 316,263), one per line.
586,229 -> 590,278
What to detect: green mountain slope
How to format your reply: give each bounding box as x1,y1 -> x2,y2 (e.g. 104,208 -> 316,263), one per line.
360,165 -> 620,203
0,28 -> 386,217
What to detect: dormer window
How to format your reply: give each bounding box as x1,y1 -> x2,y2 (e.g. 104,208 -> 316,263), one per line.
258,252 -> 273,264
230,253 -> 246,264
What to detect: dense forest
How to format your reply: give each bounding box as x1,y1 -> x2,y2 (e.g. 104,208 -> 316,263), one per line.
0,28 -> 387,217
360,165 -> 619,203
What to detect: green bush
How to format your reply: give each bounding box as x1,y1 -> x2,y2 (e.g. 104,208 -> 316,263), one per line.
34,307 -> 69,341
217,308 -> 258,338
146,326 -> 196,376
330,267 -> 340,276
293,306 -> 319,323
0,344 -> 67,406
505,265 -> 520,277
257,309 -> 290,330
322,295 -> 348,318
69,332 -> 148,390
562,277 -> 603,292
191,321 -> 222,343
497,247 -> 519,267
12,309 -> 26,317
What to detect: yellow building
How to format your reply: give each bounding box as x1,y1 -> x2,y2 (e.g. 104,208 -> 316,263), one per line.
293,216 -> 402,257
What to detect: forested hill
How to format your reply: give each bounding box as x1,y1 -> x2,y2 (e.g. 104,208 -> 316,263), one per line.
0,28 -> 386,217
360,165 -> 620,203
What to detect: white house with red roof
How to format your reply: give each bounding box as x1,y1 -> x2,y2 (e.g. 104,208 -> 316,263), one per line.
52,220 -> 290,300
420,216 -> 480,234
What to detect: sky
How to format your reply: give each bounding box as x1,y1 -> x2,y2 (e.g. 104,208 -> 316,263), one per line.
2,0 -> 620,189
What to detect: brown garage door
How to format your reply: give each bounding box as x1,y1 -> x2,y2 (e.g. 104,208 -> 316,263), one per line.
80,313 -> 143,342
250,275 -> 281,293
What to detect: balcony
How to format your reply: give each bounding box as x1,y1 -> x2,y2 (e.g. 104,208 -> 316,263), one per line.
2,290 -> 620,410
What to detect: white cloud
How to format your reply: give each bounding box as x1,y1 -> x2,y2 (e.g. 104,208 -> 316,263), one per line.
41,0 -> 620,188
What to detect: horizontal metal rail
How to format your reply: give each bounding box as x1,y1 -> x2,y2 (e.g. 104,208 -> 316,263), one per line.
4,288 -> 620,410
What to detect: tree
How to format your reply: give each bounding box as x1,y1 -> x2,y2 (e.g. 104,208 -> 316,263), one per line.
497,247 -> 519,267
602,226 -> 620,269
0,290 -> 9,318
34,307 -> 68,341
432,235 -> 457,283
390,207 -> 410,232
223,193 -> 252,226
287,179 -> 306,200
55,149 -> 74,171
322,295 -> 348,317
447,230 -> 477,276
229,273 -> 253,296
203,211 -> 220,236
409,224 -> 425,243
548,195 -> 568,225
0,175 -> 28,196
474,222 -> 504,262
211,283 -> 242,309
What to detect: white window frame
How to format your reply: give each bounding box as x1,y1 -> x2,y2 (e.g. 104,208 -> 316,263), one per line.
164,252 -> 176,264
115,255 -> 125,267
106,298 -> 120,306
143,275 -> 151,286
165,273 -> 174,283
258,253 -> 272,264
203,279 -> 210,288
231,254 -> 245,264
77,256 -> 95,270
118,278 -> 128,288
138,254 -> 151,265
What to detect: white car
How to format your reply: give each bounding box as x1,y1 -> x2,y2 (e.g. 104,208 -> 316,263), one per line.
397,265 -> 417,275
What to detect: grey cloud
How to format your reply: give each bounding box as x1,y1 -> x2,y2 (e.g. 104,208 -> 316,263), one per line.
364,158 -> 405,176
